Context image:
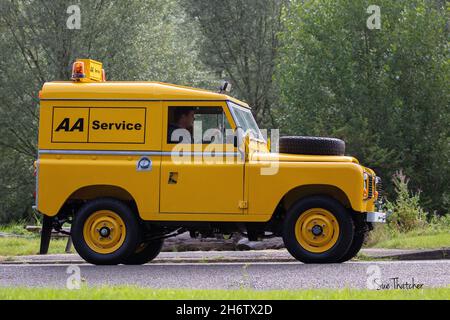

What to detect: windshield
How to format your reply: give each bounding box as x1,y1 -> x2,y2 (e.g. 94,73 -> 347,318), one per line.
227,101 -> 264,140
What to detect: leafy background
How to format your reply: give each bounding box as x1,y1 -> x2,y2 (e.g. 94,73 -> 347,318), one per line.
0,0 -> 448,223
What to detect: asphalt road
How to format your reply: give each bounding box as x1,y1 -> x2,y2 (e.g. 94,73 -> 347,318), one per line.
0,260 -> 448,290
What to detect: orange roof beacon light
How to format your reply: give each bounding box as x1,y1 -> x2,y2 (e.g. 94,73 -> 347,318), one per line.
70,59 -> 104,82
71,61 -> 85,80
102,69 -> 106,82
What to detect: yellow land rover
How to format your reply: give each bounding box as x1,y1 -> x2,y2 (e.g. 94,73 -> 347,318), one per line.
35,59 -> 386,265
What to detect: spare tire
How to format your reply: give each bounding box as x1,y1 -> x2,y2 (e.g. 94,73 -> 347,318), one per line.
279,136 -> 345,156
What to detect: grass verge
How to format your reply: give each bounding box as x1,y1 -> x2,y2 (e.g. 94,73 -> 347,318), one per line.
365,224 -> 450,249
371,232 -> 450,249
0,286 -> 448,300
0,223 -> 72,256
0,222 -> 448,257
0,237 -> 72,256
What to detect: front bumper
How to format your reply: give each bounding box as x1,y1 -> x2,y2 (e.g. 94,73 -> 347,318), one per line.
365,189 -> 390,223
366,211 -> 388,223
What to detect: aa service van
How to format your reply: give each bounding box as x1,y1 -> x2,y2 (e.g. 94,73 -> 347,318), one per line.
35,59 -> 387,265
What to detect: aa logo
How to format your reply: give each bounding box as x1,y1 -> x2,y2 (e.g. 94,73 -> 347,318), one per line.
55,118 -> 84,132
51,107 -> 146,143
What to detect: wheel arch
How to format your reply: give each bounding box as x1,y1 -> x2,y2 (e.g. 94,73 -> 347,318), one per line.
280,184 -> 352,215
58,184 -> 139,217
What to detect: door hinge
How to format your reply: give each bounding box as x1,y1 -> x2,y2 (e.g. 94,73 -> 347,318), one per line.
238,200 -> 248,209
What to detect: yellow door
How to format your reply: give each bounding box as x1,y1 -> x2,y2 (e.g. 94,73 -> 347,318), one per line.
159,102 -> 244,214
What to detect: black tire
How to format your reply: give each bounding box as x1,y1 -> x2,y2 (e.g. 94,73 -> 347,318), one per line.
122,239 -> 164,265
338,215 -> 369,262
279,136 -> 345,156
282,196 -> 354,263
71,198 -> 142,265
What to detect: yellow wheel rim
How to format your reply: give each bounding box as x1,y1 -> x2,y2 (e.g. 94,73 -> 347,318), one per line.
83,210 -> 126,254
295,208 -> 340,253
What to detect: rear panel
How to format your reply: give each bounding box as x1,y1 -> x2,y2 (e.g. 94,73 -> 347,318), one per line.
37,100 -> 162,217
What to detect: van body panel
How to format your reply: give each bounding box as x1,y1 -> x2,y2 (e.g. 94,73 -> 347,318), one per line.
36,81 -> 376,223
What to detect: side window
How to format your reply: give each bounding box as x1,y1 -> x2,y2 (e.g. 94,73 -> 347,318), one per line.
167,106 -> 231,144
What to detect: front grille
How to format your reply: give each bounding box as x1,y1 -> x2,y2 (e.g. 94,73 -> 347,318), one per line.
368,175 -> 374,198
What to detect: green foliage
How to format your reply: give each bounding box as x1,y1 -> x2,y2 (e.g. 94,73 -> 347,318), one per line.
0,286 -> 449,300
0,150 -> 34,223
366,170 -> 449,247
429,214 -> 450,232
0,0 -> 216,223
182,0 -> 287,126
0,221 -> 31,235
0,0 -> 448,223
277,0 -> 449,213
367,230 -> 450,249
386,170 -> 426,232
0,237 -> 72,256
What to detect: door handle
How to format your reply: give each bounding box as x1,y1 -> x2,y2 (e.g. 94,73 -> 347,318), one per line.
168,172 -> 178,184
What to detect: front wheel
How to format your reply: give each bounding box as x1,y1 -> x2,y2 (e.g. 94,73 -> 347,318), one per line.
337,215 -> 369,262
282,196 -> 354,263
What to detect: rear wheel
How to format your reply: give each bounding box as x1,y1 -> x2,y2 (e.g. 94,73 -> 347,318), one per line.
71,198 -> 141,265
122,239 -> 164,265
282,196 -> 354,263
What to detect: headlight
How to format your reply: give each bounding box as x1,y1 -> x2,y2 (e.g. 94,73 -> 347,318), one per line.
363,172 -> 376,199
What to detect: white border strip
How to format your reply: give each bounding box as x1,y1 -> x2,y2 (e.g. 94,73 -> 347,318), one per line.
38,149 -> 239,157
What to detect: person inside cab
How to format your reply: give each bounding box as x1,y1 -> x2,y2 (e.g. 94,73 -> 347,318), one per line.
168,107 -> 195,143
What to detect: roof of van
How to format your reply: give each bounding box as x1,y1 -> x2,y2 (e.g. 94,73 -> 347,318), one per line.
40,81 -> 250,108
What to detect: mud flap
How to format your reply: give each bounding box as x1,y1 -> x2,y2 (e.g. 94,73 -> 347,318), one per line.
39,215 -> 53,254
